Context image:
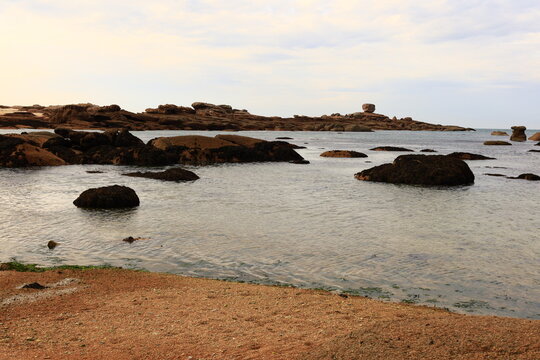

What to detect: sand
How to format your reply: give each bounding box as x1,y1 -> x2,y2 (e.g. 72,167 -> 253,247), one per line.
0,268 -> 538,359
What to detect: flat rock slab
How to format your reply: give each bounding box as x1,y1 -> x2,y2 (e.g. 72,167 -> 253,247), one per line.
484,141 -> 511,146
123,167 -> 199,182
370,146 -> 414,152
320,150 -> 367,158
447,152 -> 495,160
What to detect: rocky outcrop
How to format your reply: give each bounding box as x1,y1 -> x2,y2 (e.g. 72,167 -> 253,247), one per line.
447,152 -> 495,160
1,130 -> 302,168
484,141 -> 511,146
491,131 -> 509,136
510,126 -> 527,142
508,173 -> 540,181
73,185 -> 140,208
362,104 -> 376,113
370,146 -> 414,152
355,155 -> 475,186
320,150 -> 367,158
123,168 -> 199,182
0,102 -> 473,132
528,132 -> 540,141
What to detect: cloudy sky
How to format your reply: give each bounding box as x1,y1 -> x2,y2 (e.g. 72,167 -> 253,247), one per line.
1,0 -> 539,128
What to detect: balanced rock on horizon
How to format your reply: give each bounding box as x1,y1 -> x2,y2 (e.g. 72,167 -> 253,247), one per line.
362,104 -> 376,113
510,126 -> 527,142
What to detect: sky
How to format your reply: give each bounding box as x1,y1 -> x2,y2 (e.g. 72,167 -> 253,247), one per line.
0,0 -> 539,128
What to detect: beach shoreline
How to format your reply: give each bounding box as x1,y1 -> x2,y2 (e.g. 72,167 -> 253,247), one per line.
1,266 -> 538,359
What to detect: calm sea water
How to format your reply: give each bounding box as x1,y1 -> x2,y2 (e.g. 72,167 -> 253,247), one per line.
1,129 -> 539,318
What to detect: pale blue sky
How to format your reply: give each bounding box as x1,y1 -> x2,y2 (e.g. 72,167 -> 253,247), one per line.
1,0 -> 539,128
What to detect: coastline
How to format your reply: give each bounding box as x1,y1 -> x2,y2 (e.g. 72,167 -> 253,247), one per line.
1,265 -> 538,359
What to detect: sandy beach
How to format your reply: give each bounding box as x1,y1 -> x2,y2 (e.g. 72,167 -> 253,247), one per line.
1,267 -> 538,360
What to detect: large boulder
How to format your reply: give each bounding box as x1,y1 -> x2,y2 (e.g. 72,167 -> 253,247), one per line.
484,141 -> 511,146
320,150 -> 367,158
355,155 -> 475,186
0,134 -> 67,167
510,126 -> 527,142
122,168 -> 199,182
491,131 -> 509,136
446,152 -> 495,160
362,104 -> 376,113
73,185 -> 140,208
528,132 -> 540,141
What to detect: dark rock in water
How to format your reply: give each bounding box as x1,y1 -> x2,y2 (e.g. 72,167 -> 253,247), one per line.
508,173 -> 540,181
276,137 -> 293,140
536,142 -> 540,146
528,132 -> 540,141
529,150 -> 540,153
370,146 -> 414,152
484,141 -> 511,146
73,185 -> 140,208
510,126 -> 527,142
122,236 -> 147,243
491,131 -> 509,136
320,150 -> 368,158
485,173 -> 506,177
290,159 -> 310,164
86,170 -> 104,173
355,155 -> 475,186
420,149 -> 437,153
47,240 -> 58,249
22,282 -> 47,290
447,152 -> 495,160
105,128 -> 144,147
123,167 -> 199,182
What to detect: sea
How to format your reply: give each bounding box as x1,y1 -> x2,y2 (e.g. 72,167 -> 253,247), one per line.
0,128 -> 538,318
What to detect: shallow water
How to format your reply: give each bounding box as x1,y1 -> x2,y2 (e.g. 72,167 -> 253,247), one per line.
1,129 -> 539,318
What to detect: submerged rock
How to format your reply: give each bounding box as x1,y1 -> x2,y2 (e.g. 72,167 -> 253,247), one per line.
123,167 -> 199,182
370,146 -> 414,152
320,150 -> 368,158
491,131 -> 509,136
484,141 -> 511,146
510,126 -> 527,142
73,185 -> 140,208
355,155 -> 474,186
446,152 -> 495,160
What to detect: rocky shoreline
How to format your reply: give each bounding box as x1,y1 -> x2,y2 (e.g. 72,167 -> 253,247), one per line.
0,102 -> 474,132
0,266 -> 538,360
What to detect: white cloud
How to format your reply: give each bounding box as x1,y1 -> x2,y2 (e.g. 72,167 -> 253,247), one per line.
0,0 -> 539,127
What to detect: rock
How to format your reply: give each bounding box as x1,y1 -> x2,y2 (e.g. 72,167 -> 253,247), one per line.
73,185 -> 140,208
105,128 -> 144,147
215,134 -> 265,147
420,149 -> 437,153
123,167 -> 199,182
491,131 -> 509,136
537,142 -> 540,146
370,146 -> 414,152
528,132 -> 540,141
343,124 -> 373,132
149,135 -> 237,151
122,236 -> 147,243
21,282 -> 47,290
145,104 -> 195,115
47,240 -> 58,249
320,150 -> 368,158
362,104 -> 376,113
0,135 -> 67,167
97,104 -> 122,112
485,173 -> 506,177
484,141 -> 511,146
510,126 -> 527,142
446,152 -> 495,160
529,150 -> 540,153
276,137 -> 293,140
508,173 -> 540,181
86,170 -> 104,174
290,159 -> 310,164
354,155 -> 475,186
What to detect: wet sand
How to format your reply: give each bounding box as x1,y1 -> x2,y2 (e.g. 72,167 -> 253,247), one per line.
1,268 -> 538,359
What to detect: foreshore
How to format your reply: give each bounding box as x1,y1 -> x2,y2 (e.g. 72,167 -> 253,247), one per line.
1,266 -> 538,359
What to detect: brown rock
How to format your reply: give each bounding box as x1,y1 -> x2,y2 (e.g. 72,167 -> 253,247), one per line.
320,150 -> 368,158
484,141 -> 511,146
215,134 -> 266,148
362,104 -> 376,113
343,124 -> 373,132
510,126 -> 526,142
528,132 -> 540,141
149,135 -> 237,151
420,149 -> 437,153
447,152 -> 495,160
47,241 -> 58,249
355,155 -> 475,186
508,173 -> 540,181
73,185 -> 140,208
491,131 -> 509,136
370,146 -> 414,152
123,167 -> 199,182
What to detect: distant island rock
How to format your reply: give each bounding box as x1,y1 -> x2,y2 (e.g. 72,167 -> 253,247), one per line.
0,102 -> 474,132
